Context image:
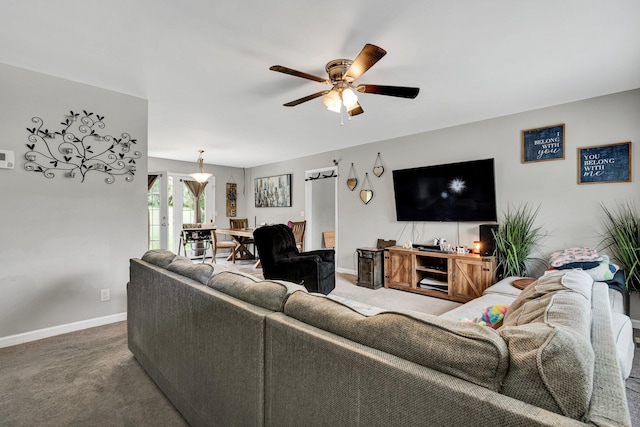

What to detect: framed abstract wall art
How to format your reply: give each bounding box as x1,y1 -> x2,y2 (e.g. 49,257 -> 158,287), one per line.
255,173 -> 292,207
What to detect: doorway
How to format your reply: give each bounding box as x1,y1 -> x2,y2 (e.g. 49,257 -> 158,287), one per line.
148,172 -> 216,253
304,166 -> 338,253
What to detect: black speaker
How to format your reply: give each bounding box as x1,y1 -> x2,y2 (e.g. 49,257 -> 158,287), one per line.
479,224 -> 498,256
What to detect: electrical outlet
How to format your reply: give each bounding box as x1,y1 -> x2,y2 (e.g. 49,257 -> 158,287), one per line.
300,210 -> 305,217
100,289 -> 110,302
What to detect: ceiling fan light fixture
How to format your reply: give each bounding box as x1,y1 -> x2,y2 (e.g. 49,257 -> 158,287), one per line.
270,44 -> 419,118
189,150 -> 213,183
347,102 -> 360,113
341,88 -> 358,108
323,89 -> 342,113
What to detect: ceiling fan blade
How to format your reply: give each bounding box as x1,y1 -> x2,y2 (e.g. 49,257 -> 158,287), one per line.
356,84 -> 420,99
348,103 -> 364,117
283,91 -> 329,107
344,44 -> 387,82
269,65 -> 329,84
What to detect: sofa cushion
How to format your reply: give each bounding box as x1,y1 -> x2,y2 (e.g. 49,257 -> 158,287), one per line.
284,291 -> 509,391
608,287 -> 626,315
611,312 -> 634,379
482,276 -> 525,298
498,269 -> 594,420
208,271 -> 306,312
440,293 -> 515,323
166,256 -> 216,285
141,249 -> 177,269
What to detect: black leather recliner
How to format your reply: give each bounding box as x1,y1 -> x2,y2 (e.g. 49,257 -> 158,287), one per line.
253,224 -> 335,295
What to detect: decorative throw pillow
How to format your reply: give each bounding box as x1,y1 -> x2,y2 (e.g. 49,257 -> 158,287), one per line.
583,255 -> 619,281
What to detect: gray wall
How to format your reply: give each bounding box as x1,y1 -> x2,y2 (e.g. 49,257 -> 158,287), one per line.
245,89 -> 640,321
0,63 -> 148,338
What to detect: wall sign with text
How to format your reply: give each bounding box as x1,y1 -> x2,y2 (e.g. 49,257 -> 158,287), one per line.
578,141 -> 632,184
521,123 -> 565,163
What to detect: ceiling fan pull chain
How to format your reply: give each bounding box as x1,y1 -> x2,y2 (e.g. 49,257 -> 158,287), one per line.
340,104 -> 344,126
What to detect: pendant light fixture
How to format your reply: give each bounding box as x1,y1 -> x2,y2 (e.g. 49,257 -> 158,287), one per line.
189,150 -> 213,183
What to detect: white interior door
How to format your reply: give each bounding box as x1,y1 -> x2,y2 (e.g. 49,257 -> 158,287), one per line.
304,166 -> 338,252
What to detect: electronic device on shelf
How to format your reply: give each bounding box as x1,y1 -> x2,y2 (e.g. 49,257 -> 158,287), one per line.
413,244 -> 439,251
418,278 -> 448,292
392,158 -> 497,222
413,244 -> 455,254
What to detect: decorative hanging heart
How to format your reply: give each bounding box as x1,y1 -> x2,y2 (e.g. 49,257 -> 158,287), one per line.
360,189 -> 373,204
373,152 -> 385,177
347,178 -> 358,191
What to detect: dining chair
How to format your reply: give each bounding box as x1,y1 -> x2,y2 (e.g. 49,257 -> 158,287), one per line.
322,231 -> 335,249
229,218 -> 249,229
290,220 -> 306,252
211,230 -> 237,263
229,218 -> 254,262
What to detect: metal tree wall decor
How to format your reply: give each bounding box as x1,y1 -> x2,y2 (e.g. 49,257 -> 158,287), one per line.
24,110 -> 141,183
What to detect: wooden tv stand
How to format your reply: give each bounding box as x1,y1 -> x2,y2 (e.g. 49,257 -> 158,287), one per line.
384,246 -> 496,303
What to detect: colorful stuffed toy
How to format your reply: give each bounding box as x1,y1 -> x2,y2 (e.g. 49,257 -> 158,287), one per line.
479,304 -> 509,329
459,304 -> 509,329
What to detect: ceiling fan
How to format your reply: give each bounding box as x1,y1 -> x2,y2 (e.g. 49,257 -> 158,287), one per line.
269,44 -> 419,118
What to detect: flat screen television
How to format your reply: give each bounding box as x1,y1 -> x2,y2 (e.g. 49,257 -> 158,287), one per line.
392,158 -> 497,222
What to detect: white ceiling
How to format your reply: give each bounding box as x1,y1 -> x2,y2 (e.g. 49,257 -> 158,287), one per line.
1,0 -> 639,168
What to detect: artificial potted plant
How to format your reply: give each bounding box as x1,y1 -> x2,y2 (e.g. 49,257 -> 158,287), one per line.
601,202 -> 640,293
493,203 -> 545,280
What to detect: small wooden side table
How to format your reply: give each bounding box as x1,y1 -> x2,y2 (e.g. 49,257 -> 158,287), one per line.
512,278 -> 536,290
357,247 -> 385,289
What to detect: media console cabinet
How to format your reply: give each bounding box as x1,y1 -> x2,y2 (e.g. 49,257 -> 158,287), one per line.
384,246 -> 496,303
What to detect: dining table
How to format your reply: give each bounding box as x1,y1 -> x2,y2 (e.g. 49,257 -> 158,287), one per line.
215,228 -> 259,266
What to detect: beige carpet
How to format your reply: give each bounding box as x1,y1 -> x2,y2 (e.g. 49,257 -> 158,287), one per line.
223,258 -> 461,315
0,321 -> 188,427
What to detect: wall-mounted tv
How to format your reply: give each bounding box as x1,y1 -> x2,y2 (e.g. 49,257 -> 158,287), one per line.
392,158 -> 497,222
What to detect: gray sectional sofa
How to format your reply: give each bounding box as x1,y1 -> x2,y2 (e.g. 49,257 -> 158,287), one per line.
128,250 -> 633,427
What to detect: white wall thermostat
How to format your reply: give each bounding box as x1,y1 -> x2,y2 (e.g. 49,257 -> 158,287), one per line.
0,150 -> 15,169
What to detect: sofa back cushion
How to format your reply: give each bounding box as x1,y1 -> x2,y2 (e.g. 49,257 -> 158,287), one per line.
284,291 -> 509,391
208,271 -> 305,312
499,269 -> 594,420
141,249 -> 177,269
165,255 -> 216,285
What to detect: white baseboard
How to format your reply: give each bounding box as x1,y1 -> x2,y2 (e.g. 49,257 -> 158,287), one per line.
0,312 -> 127,349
